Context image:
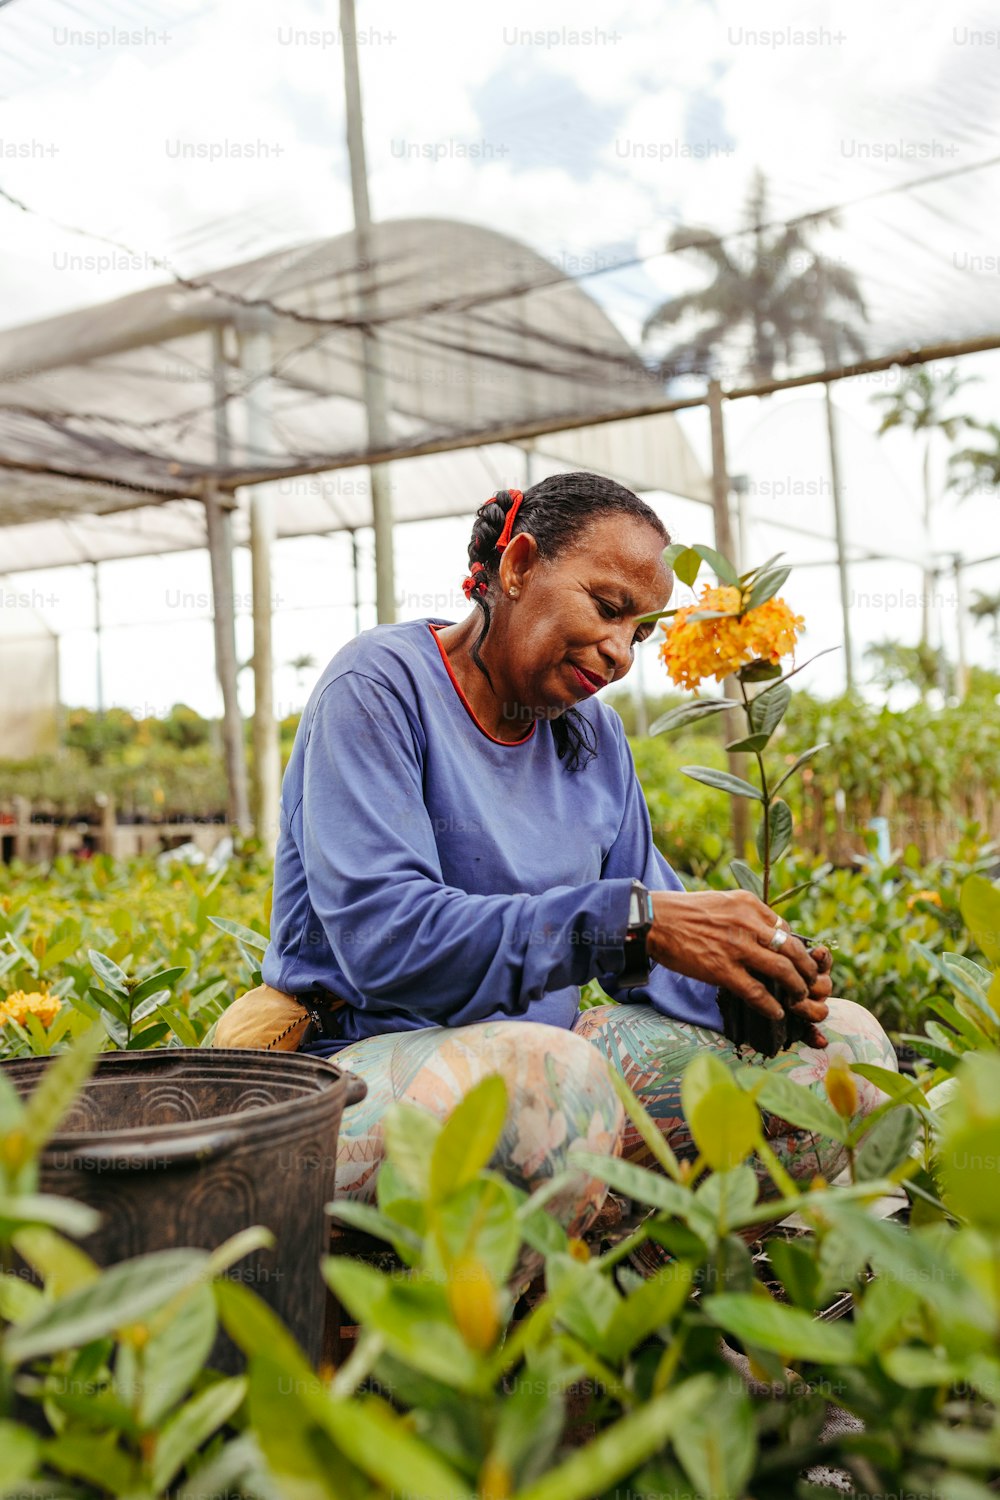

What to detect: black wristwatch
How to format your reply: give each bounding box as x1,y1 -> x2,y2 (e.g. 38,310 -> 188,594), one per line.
618,879 -> 654,988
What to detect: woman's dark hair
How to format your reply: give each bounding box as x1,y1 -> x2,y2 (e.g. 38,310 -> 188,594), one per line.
465,471 -> 670,771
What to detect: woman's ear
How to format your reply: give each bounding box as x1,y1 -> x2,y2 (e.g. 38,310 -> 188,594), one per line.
499,531 -> 537,595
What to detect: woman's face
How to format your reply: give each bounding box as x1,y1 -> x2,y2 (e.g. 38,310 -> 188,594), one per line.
494,514 -> 673,716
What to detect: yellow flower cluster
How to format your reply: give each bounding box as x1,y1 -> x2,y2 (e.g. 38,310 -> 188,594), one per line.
0,989 -> 63,1028
659,585 -> 805,691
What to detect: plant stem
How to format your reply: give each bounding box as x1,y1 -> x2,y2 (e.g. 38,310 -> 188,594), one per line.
739,679 -> 772,905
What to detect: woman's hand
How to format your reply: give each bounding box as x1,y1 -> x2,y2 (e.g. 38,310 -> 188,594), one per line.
647,890 -> 832,1042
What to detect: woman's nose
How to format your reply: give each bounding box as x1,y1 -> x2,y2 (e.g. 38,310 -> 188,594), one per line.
599,625 -> 635,677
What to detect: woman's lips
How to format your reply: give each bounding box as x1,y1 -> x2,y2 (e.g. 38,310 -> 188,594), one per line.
570,664 -> 605,694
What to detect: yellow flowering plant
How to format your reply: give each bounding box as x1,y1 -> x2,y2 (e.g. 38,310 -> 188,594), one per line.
641,545 -> 833,1054
642,543 -> 831,908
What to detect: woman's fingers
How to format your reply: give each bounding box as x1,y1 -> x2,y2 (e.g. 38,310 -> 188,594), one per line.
804,972 -> 833,1001
745,934 -> 819,998
718,968 -> 784,1019
809,944 -> 833,975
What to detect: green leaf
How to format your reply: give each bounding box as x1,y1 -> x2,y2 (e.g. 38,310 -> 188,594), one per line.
695,1165 -> 759,1227
429,1074 -> 508,1203
689,1084 -> 761,1172
321,1260 -> 483,1392
766,1236 -> 820,1310
773,742 -> 830,794
663,543 -> 702,586
681,765 -> 763,800
680,1051 -> 734,1122
382,1101 -> 442,1197
214,1278 -> 313,1381
704,1292 -> 858,1362
5,1249 -> 208,1362
939,1121 -> 1000,1227
99,1008 -> 128,1049
756,797 -> 793,864
746,565 -> 791,611
771,866 -> 832,906
546,1255 -> 621,1355
913,941 -> 999,1031
730,860 -> 763,899
899,1032 -> 961,1071
882,1346 -> 967,1387
943,954 -> 993,997
130,967 -> 186,1004
0,1420 -> 39,1487
429,1175 -> 522,1287
516,1376 -> 714,1500
139,1282 -> 218,1428
725,733 -> 770,753
157,1004 -> 199,1047
0,1270 -> 45,1323
854,1274 -> 920,1360
750,1070 -> 849,1144
326,1200 -> 423,1263
692,544 -> 739,585
492,1354 -> 568,1487
322,1392 -> 476,1500
602,1261 -> 693,1361
748,681 -> 792,739
19,1027 -> 103,1165
737,659 -> 783,682
88,949 -> 130,994
850,1064 -> 931,1114
151,1375 -> 247,1492
673,1378 -> 756,1500
11,1226 -> 99,1297
208,915 -> 270,951
648,698 -> 730,736
130,990 -> 170,1025
540,1151 -> 692,1217
604,1067 -> 684,1183
44,1432 -> 137,1495
0,1192 -> 100,1240
960,874 -> 1000,963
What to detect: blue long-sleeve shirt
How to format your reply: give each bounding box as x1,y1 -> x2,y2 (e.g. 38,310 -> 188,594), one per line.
261,617 -> 722,1054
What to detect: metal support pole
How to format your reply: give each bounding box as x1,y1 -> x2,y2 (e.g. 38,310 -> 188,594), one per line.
824,384 -> 855,692
340,0 -> 396,623
241,315 -> 282,853
708,380 -> 748,858
202,479 -> 251,836
91,561 -> 104,716
953,554 -> 969,701
209,328 -> 251,836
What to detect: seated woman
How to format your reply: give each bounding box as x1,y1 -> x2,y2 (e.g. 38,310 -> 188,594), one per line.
226,472 -> 895,1242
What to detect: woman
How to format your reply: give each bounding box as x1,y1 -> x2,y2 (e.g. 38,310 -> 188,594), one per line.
223,472 -> 895,1240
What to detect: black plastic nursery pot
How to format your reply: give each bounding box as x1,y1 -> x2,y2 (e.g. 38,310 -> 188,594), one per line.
4,1048 -> 367,1367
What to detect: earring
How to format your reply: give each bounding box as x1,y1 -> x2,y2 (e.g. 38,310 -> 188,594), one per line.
508,586 -> 519,598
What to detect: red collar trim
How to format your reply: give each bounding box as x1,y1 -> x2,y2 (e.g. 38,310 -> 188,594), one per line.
428,623 -> 536,746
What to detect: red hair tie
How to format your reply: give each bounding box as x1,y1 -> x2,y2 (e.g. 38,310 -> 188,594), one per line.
494,490 -> 524,552
461,560 -> 488,601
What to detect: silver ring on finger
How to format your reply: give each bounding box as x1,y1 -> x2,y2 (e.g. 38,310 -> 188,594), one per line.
767,921 -> 790,952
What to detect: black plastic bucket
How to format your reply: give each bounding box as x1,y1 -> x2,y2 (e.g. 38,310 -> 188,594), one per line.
4,1048 -> 367,1366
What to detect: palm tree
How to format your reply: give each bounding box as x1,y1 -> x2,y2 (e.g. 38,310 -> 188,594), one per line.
642,169 -> 869,689
642,170 -> 868,383
947,420 -> 1000,502
871,365 -> 979,645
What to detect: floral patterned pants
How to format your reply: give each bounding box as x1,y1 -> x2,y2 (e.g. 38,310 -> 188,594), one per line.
332,998 -> 897,1244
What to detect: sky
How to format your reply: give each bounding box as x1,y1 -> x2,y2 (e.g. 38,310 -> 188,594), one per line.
1,0 -> 999,726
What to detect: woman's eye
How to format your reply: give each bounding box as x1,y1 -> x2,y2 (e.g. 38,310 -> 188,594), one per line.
596,599 -> 618,620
